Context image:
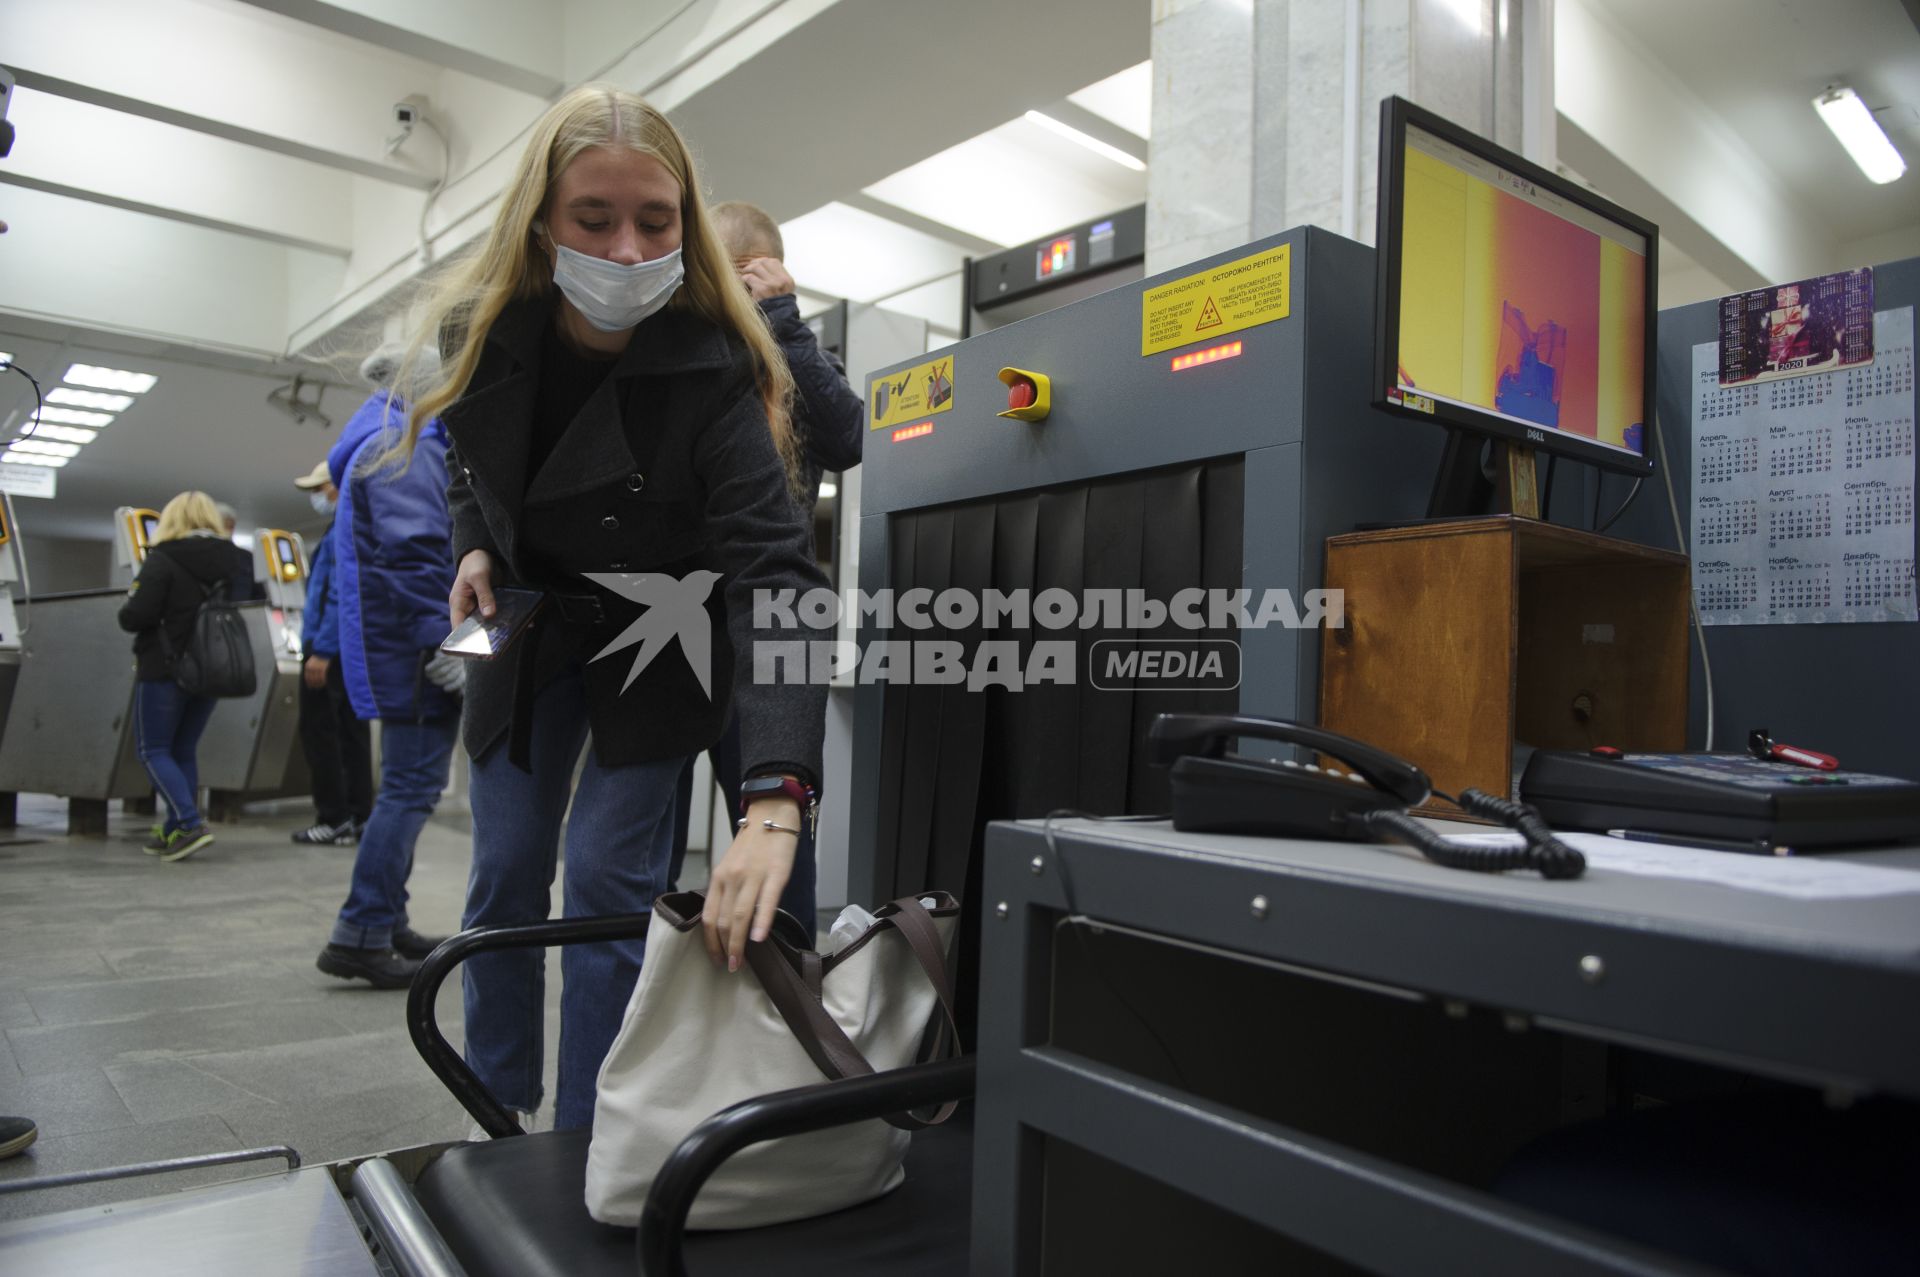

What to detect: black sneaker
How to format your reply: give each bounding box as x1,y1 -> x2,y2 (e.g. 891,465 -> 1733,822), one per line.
392,927 -> 450,960
316,944 -> 421,990
161,826 -> 214,862
142,826 -> 172,856
0,1116 -> 36,1160
293,820 -> 357,846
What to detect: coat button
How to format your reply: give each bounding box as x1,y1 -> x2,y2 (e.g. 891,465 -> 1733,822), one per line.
601,515 -> 620,530
625,474 -> 645,492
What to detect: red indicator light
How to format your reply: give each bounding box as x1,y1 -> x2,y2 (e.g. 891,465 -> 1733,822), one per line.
891,421 -> 934,443
1170,340 -> 1243,372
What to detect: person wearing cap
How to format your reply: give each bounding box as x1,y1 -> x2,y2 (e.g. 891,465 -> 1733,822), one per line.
314,346 -> 459,989
292,459 -> 372,846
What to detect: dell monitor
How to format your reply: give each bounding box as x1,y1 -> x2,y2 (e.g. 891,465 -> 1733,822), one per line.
1374,96 -> 1658,518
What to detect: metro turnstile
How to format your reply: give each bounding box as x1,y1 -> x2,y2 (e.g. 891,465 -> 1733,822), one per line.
0,493 -> 25,752
0,591 -> 307,829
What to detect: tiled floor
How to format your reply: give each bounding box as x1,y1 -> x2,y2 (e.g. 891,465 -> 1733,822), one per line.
0,793 -> 654,1220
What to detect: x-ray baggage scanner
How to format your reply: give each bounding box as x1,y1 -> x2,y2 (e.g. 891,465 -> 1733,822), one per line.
847,226 -> 1446,909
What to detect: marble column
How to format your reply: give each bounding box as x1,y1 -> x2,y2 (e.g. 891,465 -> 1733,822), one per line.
1147,0 -> 1545,273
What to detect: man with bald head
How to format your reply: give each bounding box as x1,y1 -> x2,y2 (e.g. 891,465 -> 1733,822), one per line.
709,200 -> 865,512
673,201 -> 867,929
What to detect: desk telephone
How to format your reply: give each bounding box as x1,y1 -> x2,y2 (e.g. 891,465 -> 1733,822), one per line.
1148,714 -> 1585,879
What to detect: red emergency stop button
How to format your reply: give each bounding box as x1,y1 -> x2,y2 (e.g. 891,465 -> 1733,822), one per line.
996,366 -> 1050,421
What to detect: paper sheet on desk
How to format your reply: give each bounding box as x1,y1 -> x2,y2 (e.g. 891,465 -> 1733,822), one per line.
1438,832 -> 1920,899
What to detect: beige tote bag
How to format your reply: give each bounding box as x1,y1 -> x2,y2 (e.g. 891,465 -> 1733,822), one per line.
584,890 -> 960,1229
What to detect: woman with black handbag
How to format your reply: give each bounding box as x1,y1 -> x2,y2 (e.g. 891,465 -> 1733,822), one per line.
116,490 -> 255,862
383,85 -> 832,1132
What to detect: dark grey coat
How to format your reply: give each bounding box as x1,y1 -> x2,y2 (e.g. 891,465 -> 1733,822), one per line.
443,296 -> 830,786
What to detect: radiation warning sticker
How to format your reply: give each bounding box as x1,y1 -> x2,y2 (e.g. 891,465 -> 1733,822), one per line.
869,356 -> 957,430
1141,244 -> 1290,357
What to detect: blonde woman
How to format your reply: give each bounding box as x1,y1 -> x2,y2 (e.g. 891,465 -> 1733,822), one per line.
390,85 -> 830,1131
116,491 -> 255,862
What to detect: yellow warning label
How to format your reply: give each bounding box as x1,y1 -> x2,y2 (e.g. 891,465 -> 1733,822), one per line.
1141,244 -> 1290,357
869,356 -> 957,430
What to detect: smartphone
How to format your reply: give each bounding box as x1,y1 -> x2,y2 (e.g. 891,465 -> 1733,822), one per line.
440,586 -> 545,660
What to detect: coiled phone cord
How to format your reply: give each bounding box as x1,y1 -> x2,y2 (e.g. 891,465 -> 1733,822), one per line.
1359,789 -> 1586,880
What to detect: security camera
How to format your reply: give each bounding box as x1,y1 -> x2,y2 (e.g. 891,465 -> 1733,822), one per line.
266,375 -> 334,431
385,95 -> 431,156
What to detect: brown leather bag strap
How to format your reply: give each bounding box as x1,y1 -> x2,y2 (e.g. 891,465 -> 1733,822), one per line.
876,897 -> 958,1026
800,948 -> 824,1001
871,897 -> 963,1127
742,900 -> 961,1130
745,934 -> 873,1084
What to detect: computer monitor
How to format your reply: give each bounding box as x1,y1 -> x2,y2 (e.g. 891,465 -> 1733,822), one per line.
1374,96 -> 1658,515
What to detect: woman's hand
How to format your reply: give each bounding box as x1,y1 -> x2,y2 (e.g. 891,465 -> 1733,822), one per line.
450,549 -> 496,627
703,798 -> 800,973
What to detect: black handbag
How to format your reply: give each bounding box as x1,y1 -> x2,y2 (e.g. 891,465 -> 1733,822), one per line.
168,576 -> 257,699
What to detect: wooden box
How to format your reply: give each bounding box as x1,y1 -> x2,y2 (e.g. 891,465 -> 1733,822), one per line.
1320,516 -> 1690,804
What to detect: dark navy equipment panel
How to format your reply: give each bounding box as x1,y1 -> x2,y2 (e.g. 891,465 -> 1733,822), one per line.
1606,256 -> 1920,779
850,226 -> 1450,908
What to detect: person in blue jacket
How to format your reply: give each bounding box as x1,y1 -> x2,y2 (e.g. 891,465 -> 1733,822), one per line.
315,349 -> 462,989
291,459 -> 373,846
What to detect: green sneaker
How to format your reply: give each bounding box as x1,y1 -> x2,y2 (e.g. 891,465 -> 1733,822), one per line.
143,826 -> 172,856
161,826 -> 215,863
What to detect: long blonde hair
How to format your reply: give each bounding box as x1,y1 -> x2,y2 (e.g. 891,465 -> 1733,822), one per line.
390,85 -> 797,485
154,491 -> 226,542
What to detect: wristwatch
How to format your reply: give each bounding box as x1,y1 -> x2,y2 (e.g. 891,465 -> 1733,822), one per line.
739,774 -> 818,834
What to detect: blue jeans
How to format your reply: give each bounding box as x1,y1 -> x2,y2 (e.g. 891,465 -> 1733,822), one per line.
134,679 -> 217,833
330,717 -> 456,949
463,666 -> 683,1131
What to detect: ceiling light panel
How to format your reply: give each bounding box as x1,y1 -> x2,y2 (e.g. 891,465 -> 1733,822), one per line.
9,439 -> 81,458
30,407 -> 114,427
864,115 -> 1149,248
27,425 -> 100,445
63,363 -> 159,393
1024,111 -> 1146,171
1813,87 -> 1908,185
46,388 -> 135,412
778,203 -> 970,304
1067,61 -> 1153,140
2,453 -> 69,468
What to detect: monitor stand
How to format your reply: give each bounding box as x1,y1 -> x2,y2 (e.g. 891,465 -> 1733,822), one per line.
1421,429 -> 1541,522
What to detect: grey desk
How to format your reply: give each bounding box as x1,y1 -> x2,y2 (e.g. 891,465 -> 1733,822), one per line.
971,819 -> 1920,1275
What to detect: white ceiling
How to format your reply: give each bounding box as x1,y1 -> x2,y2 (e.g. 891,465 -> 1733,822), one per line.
0,0 -> 1916,556
1599,0 -> 1919,249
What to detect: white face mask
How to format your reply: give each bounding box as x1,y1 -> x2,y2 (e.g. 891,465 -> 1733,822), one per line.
551,244 -> 684,332
310,491 -> 336,515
